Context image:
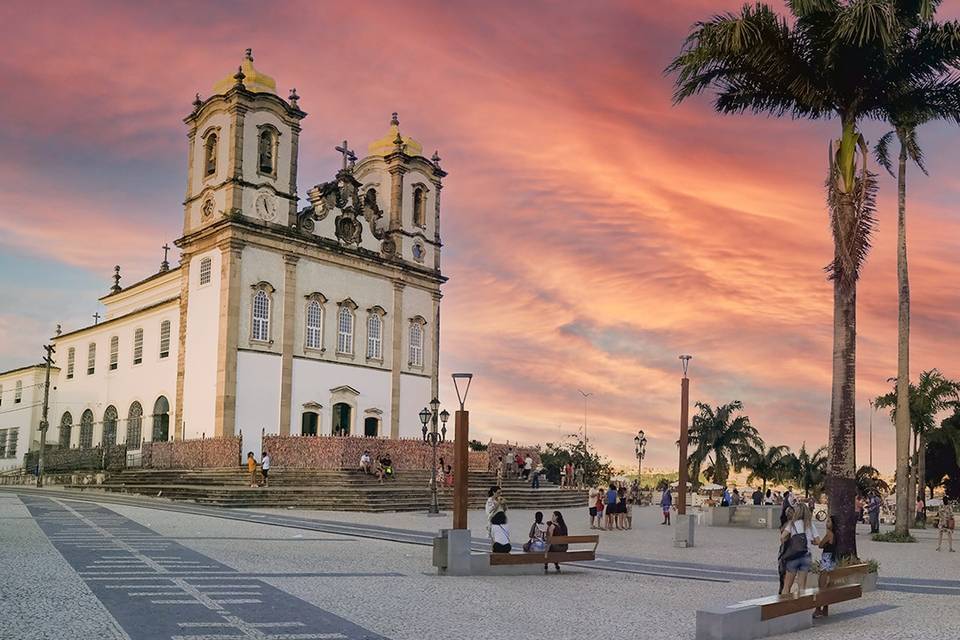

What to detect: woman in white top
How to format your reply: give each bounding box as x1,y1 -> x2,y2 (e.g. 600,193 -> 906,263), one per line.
523,511 -> 549,552
490,510 -> 511,553
780,502 -> 820,595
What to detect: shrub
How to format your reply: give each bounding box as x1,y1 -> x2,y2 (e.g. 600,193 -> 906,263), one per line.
872,531 -> 916,544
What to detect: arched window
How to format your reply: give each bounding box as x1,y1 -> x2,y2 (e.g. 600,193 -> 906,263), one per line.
159,320 -> 171,358
102,405 -> 118,447
14,380 -> 22,404
332,403 -> 351,436
133,328 -> 144,364
58,412 -> 72,448
364,416 -> 379,437
258,129 -> 276,175
152,396 -> 170,442
409,320 -> 424,368
199,257 -> 212,285
66,347 -> 75,379
204,133 -> 218,177
87,342 -> 96,375
337,306 -> 354,355
109,336 -> 119,370
366,313 -> 382,360
305,300 -> 323,349
412,186 -> 426,227
301,411 -> 319,436
127,402 -> 143,449
79,410 -> 94,449
252,288 -> 271,342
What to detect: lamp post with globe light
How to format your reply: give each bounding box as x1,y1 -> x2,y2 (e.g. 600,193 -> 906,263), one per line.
420,398 -> 450,515
634,430 -> 647,480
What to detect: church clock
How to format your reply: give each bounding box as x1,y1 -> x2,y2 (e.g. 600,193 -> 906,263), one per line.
255,192 -> 278,221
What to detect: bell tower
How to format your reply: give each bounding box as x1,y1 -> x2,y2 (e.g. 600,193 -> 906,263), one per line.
182,49 -> 306,235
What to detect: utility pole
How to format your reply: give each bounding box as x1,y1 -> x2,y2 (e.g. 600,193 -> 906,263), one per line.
868,398 -> 874,469
36,344 -> 55,488
577,389 -> 592,449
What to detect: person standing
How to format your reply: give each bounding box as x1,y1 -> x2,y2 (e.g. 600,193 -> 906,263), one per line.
867,492 -> 881,534
855,494 -> 864,524
260,450 -> 270,487
660,485 -> 672,525
506,448 -> 515,477
779,488 -> 794,527
916,495 -> 926,527
780,502 -> 819,596
936,499 -> 955,552
813,515 -> 838,618
594,487 -> 606,531
515,452 -> 525,479
496,456 -> 505,488
588,485 -> 599,529
523,453 -> 533,480
752,487 -> 764,506
246,451 -> 257,487
605,483 -> 619,530
721,487 -> 731,507
574,465 -> 585,489
530,464 -> 541,489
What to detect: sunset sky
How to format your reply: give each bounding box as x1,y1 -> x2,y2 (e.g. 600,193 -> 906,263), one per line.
2,1 -> 959,473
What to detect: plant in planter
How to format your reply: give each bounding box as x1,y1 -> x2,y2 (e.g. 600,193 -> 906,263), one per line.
812,555 -> 880,592
872,530 -> 917,543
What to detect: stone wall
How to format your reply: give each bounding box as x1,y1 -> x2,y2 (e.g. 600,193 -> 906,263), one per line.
142,437 -> 241,469
261,435 -> 537,472
23,445 -> 127,473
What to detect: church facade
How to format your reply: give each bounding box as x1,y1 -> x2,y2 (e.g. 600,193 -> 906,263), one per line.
0,51 -> 446,468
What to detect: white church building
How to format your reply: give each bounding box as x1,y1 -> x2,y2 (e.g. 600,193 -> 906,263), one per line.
0,50 -> 446,468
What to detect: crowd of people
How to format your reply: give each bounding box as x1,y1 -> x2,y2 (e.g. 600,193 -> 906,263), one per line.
484,485 -> 570,572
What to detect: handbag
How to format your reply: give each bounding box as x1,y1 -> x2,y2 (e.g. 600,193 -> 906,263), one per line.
780,525 -> 808,563
948,516 -> 956,530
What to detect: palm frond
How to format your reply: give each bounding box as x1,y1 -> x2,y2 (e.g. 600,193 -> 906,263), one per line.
873,130 -> 897,177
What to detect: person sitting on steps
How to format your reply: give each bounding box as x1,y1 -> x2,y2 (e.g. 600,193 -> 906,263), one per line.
359,450 -> 373,475
376,453 -> 394,483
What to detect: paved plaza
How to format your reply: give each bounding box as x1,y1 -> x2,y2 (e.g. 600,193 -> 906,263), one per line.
1,487 -> 958,640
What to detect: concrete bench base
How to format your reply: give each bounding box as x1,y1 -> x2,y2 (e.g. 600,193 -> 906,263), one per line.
696,604 -> 811,640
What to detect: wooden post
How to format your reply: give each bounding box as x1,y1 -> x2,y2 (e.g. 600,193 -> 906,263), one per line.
453,410 -> 469,529
678,375 -> 690,516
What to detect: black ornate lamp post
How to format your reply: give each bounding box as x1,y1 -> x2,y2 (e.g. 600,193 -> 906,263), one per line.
634,430 -> 647,480
421,397 -> 449,515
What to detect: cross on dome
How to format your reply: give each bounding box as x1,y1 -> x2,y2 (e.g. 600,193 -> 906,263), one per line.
212,48 -> 277,95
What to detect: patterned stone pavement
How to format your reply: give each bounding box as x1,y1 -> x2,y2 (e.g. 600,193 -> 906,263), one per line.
19,495 -> 387,640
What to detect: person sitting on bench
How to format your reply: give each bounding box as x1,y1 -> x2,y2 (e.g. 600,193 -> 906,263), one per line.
523,511 -> 548,552
490,511 -> 511,553
545,510 -> 569,573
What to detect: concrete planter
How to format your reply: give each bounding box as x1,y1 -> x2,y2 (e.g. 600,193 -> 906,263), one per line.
860,571 -> 878,593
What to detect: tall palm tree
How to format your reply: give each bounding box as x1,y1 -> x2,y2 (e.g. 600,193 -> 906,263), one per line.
667,0 -> 960,556
785,443 -> 829,500
872,0 -> 960,537
876,369 -> 960,517
745,444 -> 792,492
686,401 -> 762,488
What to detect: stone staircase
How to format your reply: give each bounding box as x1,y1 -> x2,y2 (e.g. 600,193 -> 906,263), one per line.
70,468 -> 589,512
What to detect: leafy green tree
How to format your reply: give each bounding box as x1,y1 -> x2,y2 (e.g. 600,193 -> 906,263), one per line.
785,443 -> 828,500
856,465 -> 890,497
745,444 -> 792,492
876,369 -> 960,519
686,401 -> 761,488
667,0 -> 960,557
539,436 -> 612,487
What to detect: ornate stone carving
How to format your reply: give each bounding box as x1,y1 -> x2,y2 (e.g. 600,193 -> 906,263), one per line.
306,170 -> 384,244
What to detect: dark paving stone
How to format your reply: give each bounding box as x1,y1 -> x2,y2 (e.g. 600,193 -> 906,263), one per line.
21,496 -> 389,640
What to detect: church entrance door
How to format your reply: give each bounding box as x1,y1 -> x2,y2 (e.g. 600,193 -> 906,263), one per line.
332,403 -> 351,436
364,417 -> 379,437
302,412 -> 318,436
152,396 -> 170,442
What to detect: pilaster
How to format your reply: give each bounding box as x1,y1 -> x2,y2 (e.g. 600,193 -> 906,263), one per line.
431,292 -> 441,403
278,254 -> 299,435
174,254 -> 191,440
390,280 -> 405,439
214,238 -> 244,438
226,104 -> 247,214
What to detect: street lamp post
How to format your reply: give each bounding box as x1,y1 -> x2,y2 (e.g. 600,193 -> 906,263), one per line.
420,398 -> 449,515
634,430 -> 647,480
678,355 -> 692,516
868,398 -> 874,469
451,373 -> 474,529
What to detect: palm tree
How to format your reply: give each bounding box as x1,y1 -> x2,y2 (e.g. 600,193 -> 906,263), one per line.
785,443 -> 829,500
667,0 -> 960,557
876,369 -> 960,517
872,2 -> 960,537
745,444 -> 792,492
856,465 -> 890,497
686,401 -> 762,488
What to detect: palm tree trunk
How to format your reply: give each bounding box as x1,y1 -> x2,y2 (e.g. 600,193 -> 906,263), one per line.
828,260 -> 859,557
919,432 -> 927,501
908,430 -> 918,524
894,131 -> 912,536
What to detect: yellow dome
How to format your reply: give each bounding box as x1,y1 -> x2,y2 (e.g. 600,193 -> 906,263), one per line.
212,49 -> 277,95
367,113 -> 424,157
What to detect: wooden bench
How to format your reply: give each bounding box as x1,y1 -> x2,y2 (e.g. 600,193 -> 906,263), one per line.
696,584 -> 862,640
488,534 -> 599,566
